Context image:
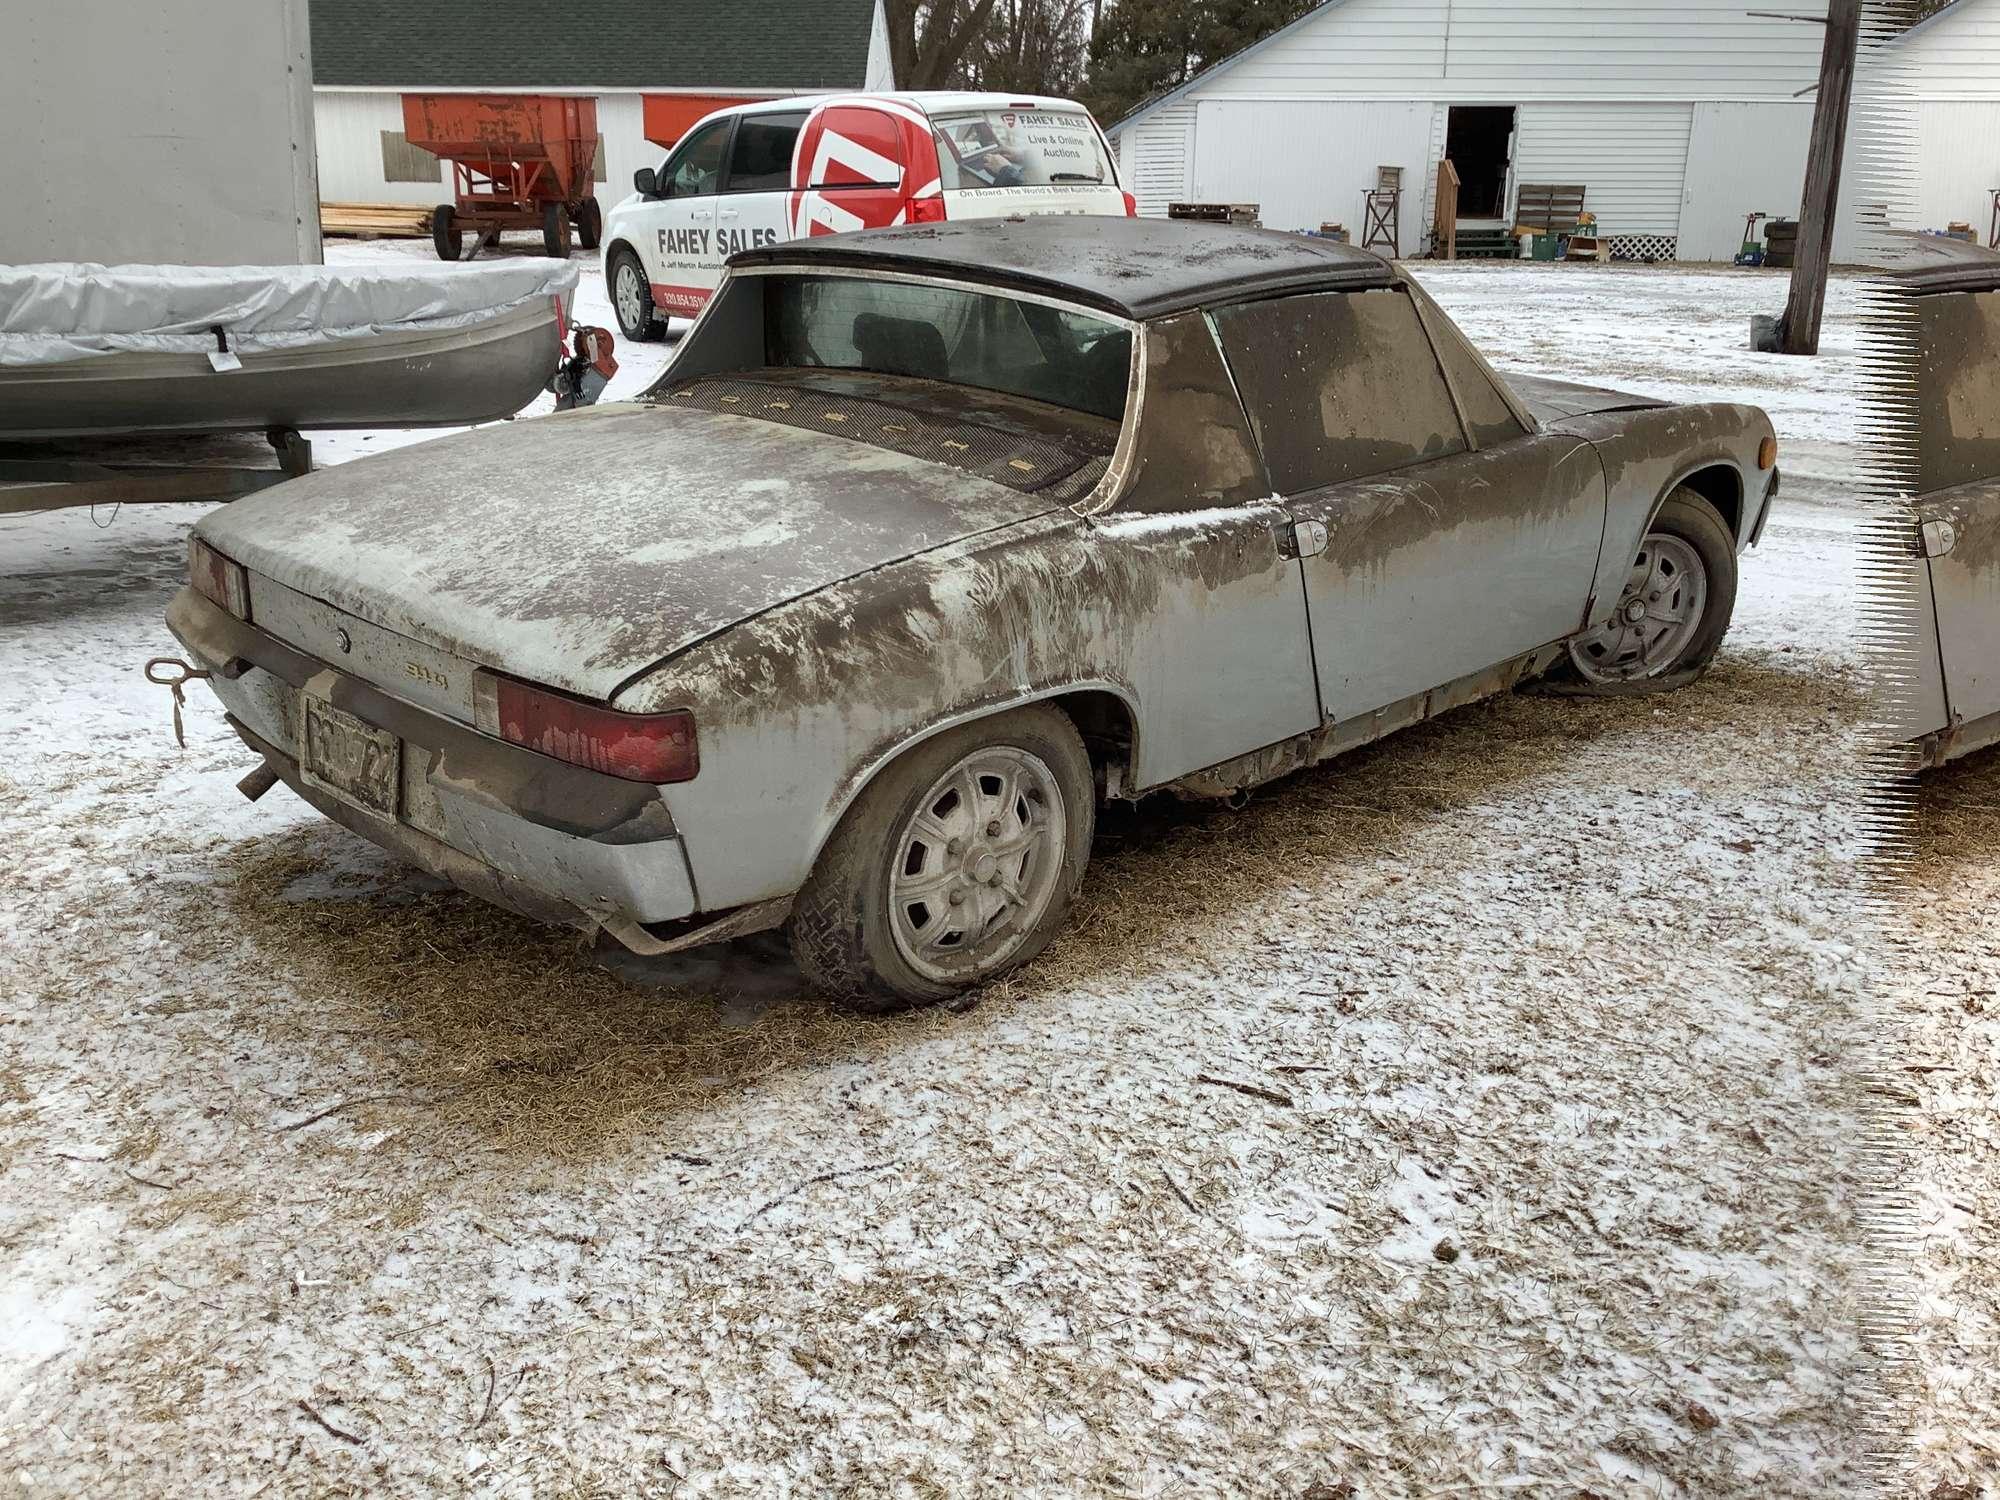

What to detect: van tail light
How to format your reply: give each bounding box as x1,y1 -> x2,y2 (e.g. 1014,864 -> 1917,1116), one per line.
473,671 -> 699,784
1120,191 -> 1138,218
908,195 -> 948,224
189,536 -> 251,620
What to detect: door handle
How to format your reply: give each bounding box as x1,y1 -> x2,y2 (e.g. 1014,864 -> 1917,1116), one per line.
719,207 -> 741,220
1275,519 -> 1329,560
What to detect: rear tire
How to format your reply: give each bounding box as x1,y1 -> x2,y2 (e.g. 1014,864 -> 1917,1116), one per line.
789,706 -> 1095,1014
431,204 -> 464,261
609,248 -> 665,342
1551,487 -> 1737,693
542,201 -> 572,258
575,196 -> 603,250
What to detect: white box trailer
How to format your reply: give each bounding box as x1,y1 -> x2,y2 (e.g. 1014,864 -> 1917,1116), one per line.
0,0 -> 320,265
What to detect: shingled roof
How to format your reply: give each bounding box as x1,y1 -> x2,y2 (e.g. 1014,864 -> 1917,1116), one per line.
310,0 -> 881,90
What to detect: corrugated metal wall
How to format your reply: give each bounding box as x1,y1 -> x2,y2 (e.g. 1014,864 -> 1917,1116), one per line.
1678,102 -> 1813,262
1123,102 -> 1196,216
1511,103 -> 1692,239
1913,101 -> 2000,236
1192,100 -> 1436,238
1897,0 -> 2000,98
1187,0 -> 1828,102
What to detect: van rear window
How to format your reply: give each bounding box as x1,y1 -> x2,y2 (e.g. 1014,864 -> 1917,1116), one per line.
931,109 -> 1113,190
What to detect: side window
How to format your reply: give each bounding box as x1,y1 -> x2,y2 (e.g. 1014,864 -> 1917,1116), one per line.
724,112 -> 807,193
1427,320 -> 1529,448
1118,313 -> 1270,513
666,118 -> 732,199
1214,289 -> 1468,492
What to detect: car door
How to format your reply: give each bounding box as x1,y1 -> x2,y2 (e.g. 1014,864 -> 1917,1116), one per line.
1212,286 -> 1608,728
716,109 -> 807,258
1912,287 -> 2000,741
638,115 -> 733,317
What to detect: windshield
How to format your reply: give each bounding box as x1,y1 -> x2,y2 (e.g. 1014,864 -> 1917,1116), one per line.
765,275 -> 1132,421
930,108 -> 1114,190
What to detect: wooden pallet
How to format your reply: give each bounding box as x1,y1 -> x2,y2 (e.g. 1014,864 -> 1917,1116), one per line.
319,202 -> 433,239
1514,183 -> 1587,234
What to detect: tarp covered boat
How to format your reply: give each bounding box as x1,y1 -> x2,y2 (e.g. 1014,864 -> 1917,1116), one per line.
0,259 -> 577,439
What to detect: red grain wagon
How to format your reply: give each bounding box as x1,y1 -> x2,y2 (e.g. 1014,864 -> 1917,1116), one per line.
402,93 -> 603,261
639,93 -> 772,151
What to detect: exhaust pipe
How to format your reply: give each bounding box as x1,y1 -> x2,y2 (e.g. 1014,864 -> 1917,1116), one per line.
236,762 -> 280,802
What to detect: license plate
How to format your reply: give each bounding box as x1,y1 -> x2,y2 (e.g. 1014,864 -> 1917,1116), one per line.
299,692 -> 401,818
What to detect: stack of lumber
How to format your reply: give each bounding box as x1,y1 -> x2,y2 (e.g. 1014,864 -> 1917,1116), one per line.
319,202 -> 432,239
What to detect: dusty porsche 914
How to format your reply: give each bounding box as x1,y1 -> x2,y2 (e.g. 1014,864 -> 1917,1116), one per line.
165,217 -> 1781,1009
1881,236 -> 2000,769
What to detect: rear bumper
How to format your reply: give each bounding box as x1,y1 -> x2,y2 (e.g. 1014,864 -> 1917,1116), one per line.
166,586 -> 700,932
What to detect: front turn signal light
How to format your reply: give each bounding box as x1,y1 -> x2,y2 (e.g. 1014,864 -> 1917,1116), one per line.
1758,436 -> 1779,470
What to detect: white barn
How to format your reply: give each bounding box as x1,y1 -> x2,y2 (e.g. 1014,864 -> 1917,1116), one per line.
1104,0 -> 1882,263
308,0 -> 893,212
1900,0 -> 2000,240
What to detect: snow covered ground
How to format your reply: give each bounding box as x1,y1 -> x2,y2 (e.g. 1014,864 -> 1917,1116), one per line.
1896,748 -> 2000,1492
0,251 -> 1899,1495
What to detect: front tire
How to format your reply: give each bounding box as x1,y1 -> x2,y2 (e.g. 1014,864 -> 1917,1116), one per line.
609,248 -> 665,342
789,706 -> 1095,1013
1555,487 -> 1737,692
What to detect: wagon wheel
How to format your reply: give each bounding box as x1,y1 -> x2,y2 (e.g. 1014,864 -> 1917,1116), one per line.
542,201 -> 573,258
431,204 -> 466,262
574,196 -> 603,251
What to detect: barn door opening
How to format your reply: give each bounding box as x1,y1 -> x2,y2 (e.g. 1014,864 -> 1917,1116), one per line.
1445,106 -> 1516,222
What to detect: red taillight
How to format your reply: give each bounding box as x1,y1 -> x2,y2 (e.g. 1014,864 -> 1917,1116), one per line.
189,536 -> 251,620
473,672 -> 698,784
908,196 -> 948,224
1121,191 -> 1138,218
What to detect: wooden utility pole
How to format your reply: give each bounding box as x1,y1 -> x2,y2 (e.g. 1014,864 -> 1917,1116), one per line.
1774,0 -> 1861,355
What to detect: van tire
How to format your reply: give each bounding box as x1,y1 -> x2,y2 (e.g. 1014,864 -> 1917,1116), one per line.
609,248 -> 665,342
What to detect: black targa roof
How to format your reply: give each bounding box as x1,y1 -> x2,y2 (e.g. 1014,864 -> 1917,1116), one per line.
727,217 -> 1397,321
1886,234 -> 2000,296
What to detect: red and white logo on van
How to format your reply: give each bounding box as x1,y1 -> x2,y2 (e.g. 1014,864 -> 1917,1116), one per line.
788,99 -> 945,238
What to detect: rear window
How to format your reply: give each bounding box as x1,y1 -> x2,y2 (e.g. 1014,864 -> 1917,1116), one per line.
765,275 -> 1132,421
931,108 -> 1113,190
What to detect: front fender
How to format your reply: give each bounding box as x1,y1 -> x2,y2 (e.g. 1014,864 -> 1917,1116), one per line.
1560,402 -> 1773,629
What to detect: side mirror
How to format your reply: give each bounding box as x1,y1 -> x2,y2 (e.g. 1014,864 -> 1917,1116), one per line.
633,166 -> 658,197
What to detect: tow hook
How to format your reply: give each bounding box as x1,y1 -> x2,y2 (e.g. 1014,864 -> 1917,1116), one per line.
143,657 -> 212,748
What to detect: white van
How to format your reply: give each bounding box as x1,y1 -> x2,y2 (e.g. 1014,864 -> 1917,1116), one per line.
602,91 -> 1133,341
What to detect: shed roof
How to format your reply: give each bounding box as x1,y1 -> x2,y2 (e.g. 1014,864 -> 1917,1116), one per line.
727,216 -> 1395,320
310,0 -> 879,91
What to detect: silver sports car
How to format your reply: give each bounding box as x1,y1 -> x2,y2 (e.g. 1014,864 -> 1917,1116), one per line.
1881,237 -> 2000,768
165,217 -> 1780,1009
